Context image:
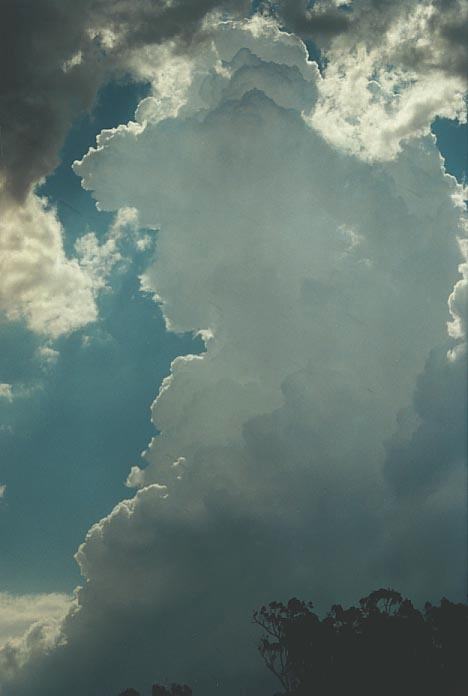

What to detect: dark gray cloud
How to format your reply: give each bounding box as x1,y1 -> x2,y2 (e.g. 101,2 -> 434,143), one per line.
381,344 -> 467,603
276,0 -> 351,38
0,0 -> 100,200
385,346 -> 467,498
431,0 -> 468,79
371,0 -> 468,79
276,0 -> 468,80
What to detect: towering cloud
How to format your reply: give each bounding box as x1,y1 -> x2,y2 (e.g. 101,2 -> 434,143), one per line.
1,1 -> 465,340
1,14 -> 465,696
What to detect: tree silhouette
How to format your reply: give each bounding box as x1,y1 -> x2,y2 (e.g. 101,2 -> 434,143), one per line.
118,590 -> 467,696
253,589 -> 468,696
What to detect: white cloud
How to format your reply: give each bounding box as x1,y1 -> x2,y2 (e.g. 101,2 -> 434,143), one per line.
0,594 -> 73,696
310,1 -> 467,161
74,233 -> 122,291
0,485 -> 6,499
448,236 -> 468,360
36,346 -> 60,367
0,193 -> 147,339
0,594 -> 71,649
0,193 -> 98,338
0,384 -> 13,402
3,14 -> 466,696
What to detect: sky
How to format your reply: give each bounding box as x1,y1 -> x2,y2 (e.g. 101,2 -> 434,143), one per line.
0,79 -> 202,594
0,2 -> 467,695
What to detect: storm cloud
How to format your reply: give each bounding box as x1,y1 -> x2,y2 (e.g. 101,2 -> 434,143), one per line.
1,15 -> 465,696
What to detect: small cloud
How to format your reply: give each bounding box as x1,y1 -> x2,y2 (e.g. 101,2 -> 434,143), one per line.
62,50 -> 83,73
109,206 -> 140,240
136,234 -> 154,251
0,484 -> 6,499
37,346 -> 60,367
0,384 -> 13,402
74,232 -> 122,290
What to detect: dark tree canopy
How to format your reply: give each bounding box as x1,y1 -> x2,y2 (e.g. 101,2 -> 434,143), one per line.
118,589 -> 467,696
253,589 -> 468,696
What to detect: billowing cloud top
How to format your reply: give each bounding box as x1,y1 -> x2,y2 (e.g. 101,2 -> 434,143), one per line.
1,10 -> 466,696
1,0 -> 466,200
1,1 -> 465,337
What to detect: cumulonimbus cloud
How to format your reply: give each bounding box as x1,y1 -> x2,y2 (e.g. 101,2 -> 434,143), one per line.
1,14 -> 465,696
0,1 -> 465,340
